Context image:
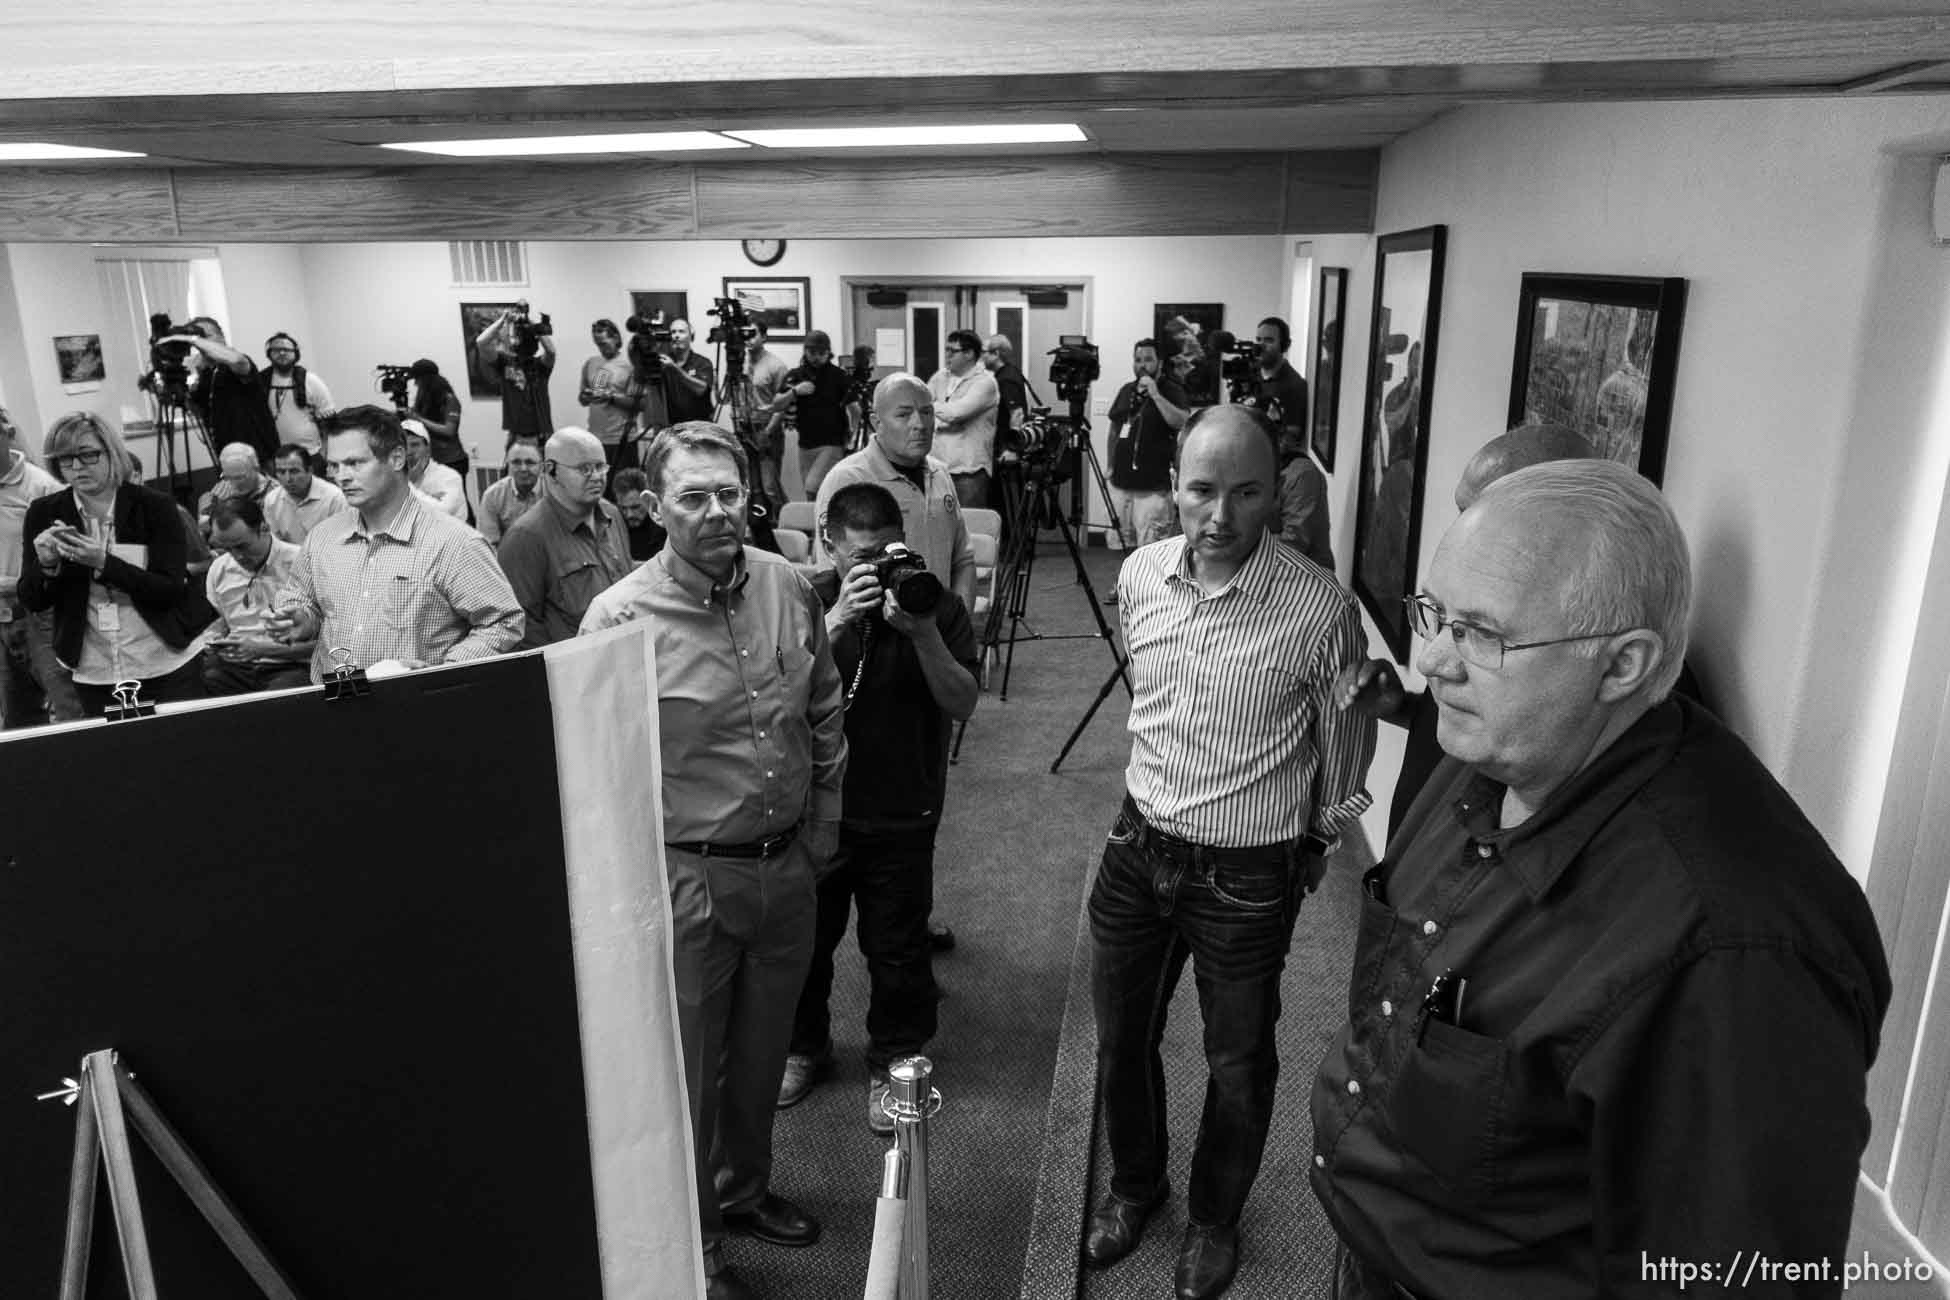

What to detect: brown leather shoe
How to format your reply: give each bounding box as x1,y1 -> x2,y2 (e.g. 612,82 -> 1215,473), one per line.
1082,1181 -> 1168,1267
1174,1221 -> 1240,1299
722,1193 -> 822,1248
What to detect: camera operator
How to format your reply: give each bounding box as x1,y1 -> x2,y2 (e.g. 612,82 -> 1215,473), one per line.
165,317 -> 279,464
661,318 -> 717,426
769,330 -> 854,499
1105,338 -> 1189,552
928,330 -> 1000,509
579,319 -> 645,477
1249,317 -> 1309,445
475,303 -> 557,445
257,333 -> 335,460
737,319 -> 791,507
404,358 -> 468,482
781,481 -> 979,1129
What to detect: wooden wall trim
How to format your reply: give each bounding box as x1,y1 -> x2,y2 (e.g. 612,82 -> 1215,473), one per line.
0,152 -> 1378,243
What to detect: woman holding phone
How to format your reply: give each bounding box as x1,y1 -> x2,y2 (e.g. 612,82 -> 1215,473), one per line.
18,411 -> 215,714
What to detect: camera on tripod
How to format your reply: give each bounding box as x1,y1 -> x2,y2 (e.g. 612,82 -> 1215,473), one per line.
1047,335 -> 1100,404
624,311 -> 674,385
1003,406 -> 1084,483
706,296 -> 759,348
375,364 -> 415,413
869,542 -> 942,615
510,301 -> 553,360
139,313 -> 200,403
1212,330 -> 1259,404
843,356 -> 876,411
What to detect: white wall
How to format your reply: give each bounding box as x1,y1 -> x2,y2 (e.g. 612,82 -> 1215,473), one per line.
1336,94 -> 1950,867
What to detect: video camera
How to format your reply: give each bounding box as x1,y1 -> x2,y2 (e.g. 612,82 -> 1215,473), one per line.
375,364 -> 415,413
624,311 -> 675,384
1003,405 -> 1085,483
1209,329 -> 1259,404
869,542 -> 943,616
139,313 -> 200,402
843,354 -> 876,411
510,300 -> 553,361
706,295 -> 758,348
1047,335 -> 1100,404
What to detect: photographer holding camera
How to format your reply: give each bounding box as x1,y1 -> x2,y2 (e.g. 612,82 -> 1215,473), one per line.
160,317 -> 279,463
475,302 -> 558,445
781,481 -> 979,1131
769,330 -> 854,499
580,319 -> 646,476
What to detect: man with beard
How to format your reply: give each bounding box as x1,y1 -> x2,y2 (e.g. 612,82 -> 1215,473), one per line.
257,332 -> 335,458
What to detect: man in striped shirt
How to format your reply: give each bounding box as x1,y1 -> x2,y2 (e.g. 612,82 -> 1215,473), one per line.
1085,404 -> 1375,1300
266,406 -> 521,679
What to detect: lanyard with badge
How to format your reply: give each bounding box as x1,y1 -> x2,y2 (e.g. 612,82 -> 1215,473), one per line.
83,512 -> 119,633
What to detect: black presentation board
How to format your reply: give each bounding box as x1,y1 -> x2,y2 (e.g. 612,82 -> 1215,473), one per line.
0,654 -> 606,1298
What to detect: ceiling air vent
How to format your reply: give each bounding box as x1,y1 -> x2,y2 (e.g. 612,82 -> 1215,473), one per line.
449,240 -> 528,288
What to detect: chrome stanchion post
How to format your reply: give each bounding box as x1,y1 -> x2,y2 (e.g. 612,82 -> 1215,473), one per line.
887,1056 -> 942,1300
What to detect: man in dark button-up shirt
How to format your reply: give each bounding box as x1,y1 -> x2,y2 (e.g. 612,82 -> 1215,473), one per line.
496,427 -> 632,647
580,421 -> 846,1300
1312,459 -> 1890,1300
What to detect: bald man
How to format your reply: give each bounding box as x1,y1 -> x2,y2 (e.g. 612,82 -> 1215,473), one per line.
197,442 -> 276,539
815,373 -> 976,612
1338,424 -> 1597,838
495,426 -> 632,647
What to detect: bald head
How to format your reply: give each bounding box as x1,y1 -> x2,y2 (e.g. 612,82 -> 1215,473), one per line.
1173,403 -> 1280,480
544,427 -> 603,464
542,426 -> 609,511
1454,422 -> 1595,512
871,372 -> 936,467
873,371 -> 929,416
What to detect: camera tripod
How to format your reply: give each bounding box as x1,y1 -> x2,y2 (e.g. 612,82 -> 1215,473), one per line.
713,346 -> 781,553
151,389 -> 212,508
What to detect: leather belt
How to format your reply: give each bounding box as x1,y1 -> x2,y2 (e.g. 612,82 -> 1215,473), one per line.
1121,796 -> 1294,869
666,822 -> 801,860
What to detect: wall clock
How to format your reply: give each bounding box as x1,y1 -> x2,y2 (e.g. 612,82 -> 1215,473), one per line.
742,239 -> 787,267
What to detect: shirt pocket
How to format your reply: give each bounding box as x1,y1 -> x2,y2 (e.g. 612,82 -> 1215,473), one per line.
552,557 -> 603,618
381,571 -> 428,633
1389,1017 -> 1509,1198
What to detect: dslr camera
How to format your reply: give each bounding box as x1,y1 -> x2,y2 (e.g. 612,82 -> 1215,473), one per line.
511,300 -> 553,361
375,364 -> 415,413
869,542 -> 942,616
624,311 -> 674,384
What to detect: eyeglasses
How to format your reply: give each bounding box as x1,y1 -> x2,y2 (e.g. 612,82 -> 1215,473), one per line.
53,448 -> 106,469
669,485 -> 748,513
550,461 -> 609,480
1403,594 -> 1632,670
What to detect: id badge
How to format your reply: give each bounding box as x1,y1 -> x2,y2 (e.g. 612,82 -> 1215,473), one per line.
91,600 -> 120,633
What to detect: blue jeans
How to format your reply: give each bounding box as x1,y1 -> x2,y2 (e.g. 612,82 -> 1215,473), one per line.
1089,796 -> 1305,1226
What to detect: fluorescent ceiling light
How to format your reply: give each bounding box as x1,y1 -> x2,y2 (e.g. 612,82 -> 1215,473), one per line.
722,124 -> 1089,148
381,132 -> 747,157
0,143 -> 146,161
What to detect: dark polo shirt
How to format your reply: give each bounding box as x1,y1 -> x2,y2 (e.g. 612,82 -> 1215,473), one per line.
496,493 -> 632,648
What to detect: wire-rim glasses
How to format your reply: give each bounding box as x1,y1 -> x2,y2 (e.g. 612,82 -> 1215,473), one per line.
1403,594 -> 1632,670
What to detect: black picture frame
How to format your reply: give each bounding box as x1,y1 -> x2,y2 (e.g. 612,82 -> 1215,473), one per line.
722,277 -> 811,341
1353,225 -> 1447,664
1505,273 -> 1688,485
1310,268 -> 1347,472
628,290 -> 689,331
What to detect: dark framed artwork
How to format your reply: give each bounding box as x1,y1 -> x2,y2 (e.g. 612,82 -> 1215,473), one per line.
722,277 -> 810,341
459,301 -> 520,399
1310,268 -> 1348,471
54,333 -> 105,385
1505,273 -> 1688,484
1353,225 -> 1447,664
628,290 -> 689,331
1153,302 -> 1225,358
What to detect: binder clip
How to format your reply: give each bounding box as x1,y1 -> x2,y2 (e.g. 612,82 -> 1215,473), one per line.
322,647 -> 371,702
104,679 -> 155,722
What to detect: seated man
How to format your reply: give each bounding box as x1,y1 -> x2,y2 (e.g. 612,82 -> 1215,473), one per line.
402,417 -> 469,519
197,442 -> 276,539
200,496 -> 315,695
611,467 -> 667,561
478,437 -> 544,546
780,482 -> 980,1133
263,442 -> 347,545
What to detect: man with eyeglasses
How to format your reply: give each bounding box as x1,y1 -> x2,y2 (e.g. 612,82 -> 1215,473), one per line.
1312,459 -> 1889,1300
928,330 -> 1000,508
477,437 -> 544,547
0,406 -> 81,726
265,406 -> 521,679
579,421 -> 845,1300
256,332 -> 335,459
1086,404 -> 1374,1300
496,428 -> 631,648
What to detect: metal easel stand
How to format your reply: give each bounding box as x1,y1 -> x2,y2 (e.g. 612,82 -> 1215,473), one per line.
44,1049 -> 303,1300
862,1056 -> 942,1300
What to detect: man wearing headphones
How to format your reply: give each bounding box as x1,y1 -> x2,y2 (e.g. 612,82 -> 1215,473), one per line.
1250,317 -> 1310,447
258,333 -> 336,460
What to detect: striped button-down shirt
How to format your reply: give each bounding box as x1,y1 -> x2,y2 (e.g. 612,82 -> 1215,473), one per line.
1118,530 -> 1375,846
286,492 -> 522,681
579,545 -> 846,846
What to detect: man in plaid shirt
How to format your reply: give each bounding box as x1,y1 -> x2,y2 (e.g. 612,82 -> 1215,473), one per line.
267,405 -> 521,678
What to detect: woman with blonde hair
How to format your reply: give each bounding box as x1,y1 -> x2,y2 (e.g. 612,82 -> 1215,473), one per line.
18,411 -> 215,713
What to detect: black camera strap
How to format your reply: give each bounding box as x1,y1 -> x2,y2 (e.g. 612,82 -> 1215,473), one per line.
842,618 -> 876,710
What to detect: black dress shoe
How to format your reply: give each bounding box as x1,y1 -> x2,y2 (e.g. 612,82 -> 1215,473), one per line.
705,1263 -> 756,1300
1082,1181 -> 1168,1267
1174,1221 -> 1240,1299
722,1193 -> 821,1248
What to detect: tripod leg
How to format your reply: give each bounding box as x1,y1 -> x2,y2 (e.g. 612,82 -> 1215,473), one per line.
1048,508 -> 1132,695
86,1050 -> 159,1300
58,1068 -> 101,1300
1052,657 -> 1130,775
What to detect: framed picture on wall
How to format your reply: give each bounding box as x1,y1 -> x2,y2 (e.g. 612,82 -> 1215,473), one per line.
1310,268 -> 1348,472
459,301 -> 520,400
628,290 -> 688,331
1153,303 -> 1224,357
722,277 -> 810,342
53,333 -> 105,387
1505,273 -> 1688,484
1353,225 -> 1447,664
